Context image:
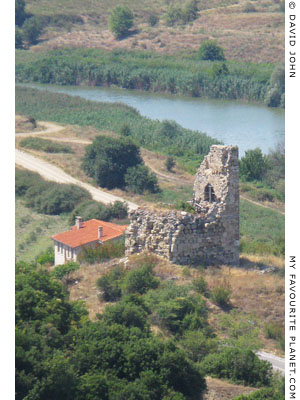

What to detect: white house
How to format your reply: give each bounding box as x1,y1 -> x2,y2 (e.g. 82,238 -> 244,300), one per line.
52,216 -> 127,266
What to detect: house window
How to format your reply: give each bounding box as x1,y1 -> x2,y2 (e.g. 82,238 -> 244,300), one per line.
204,184 -> 216,203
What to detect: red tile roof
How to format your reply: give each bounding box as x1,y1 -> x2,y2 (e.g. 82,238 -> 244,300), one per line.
52,219 -> 127,248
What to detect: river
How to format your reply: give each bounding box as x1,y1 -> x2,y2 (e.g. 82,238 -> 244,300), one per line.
24,84 -> 285,156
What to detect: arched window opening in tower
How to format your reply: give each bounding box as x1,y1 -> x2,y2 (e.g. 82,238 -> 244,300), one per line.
204,184 -> 216,203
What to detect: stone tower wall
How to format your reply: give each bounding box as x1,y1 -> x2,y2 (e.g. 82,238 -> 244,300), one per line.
125,145 -> 239,266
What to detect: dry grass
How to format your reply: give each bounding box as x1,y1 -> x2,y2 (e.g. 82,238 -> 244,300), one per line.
30,1 -> 284,63
204,377 -> 256,400
15,115 -> 45,133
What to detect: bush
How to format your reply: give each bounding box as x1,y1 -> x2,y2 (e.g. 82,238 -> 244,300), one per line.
202,347 -> 273,387
165,156 -> 176,171
265,64 -> 285,107
22,16 -> 43,45
15,169 -> 44,197
122,264 -> 160,295
212,62 -> 229,77
193,276 -> 209,297
69,200 -> 128,225
78,239 -> 125,264
211,282 -> 231,307
15,0 -> 26,26
164,5 -> 183,26
264,321 -> 284,350
125,165 -> 160,194
147,13 -> 159,26
36,248 -> 54,266
120,123 -> 131,136
182,0 -> 198,23
243,2 -> 257,12
109,6 -> 134,39
179,330 -> 217,362
240,148 -> 269,181
96,265 -> 125,301
15,26 -> 23,49
51,262 -> 80,281
198,40 -> 226,61
82,136 -> 143,189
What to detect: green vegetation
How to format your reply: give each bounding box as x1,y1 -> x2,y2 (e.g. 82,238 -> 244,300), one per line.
69,200 -> 128,225
198,40 -> 226,61
78,239 -> 125,264
201,347 -> 273,387
240,144 -> 285,202
22,16 -> 43,44
240,199 -> 284,256
124,164 -> 160,194
16,260 -> 206,400
51,261 -> 80,280
163,0 -> 198,26
16,169 -> 91,215
264,321 -> 284,351
19,136 -> 73,153
165,156 -> 176,172
15,86 -> 220,173
233,377 -> 284,399
265,64 -> 285,107
97,265 -> 125,302
109,6 -> 134,39
15,0 -> 26,26
15,47 -> 277,105
211,281 -> 231,307
122,264 -> 160,295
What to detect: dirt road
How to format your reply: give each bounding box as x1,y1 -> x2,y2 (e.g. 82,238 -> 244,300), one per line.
15,149 -> 138,211
15,120 -> 284,215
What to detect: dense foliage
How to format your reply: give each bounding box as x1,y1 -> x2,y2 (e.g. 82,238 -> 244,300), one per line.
15,87 -> 220,173
82,135 -> 144,189
77,239 -> 125,264
22,16 -> 43,45
16,0 -> 26,26
109,6 -> 134,39
16,261 -> 206,400
19,136 -> 73,153
201,347 -> 273,387
15,169 -> 91,215
198,40 -> 226,61
69,200 -> 128,225
15,47 -> 277,106
124,164 -> 160,194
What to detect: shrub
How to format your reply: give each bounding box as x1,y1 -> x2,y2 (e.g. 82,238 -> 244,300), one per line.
69,200 -> 128,225
19,137 -> 73,153
122,264 -> 160,295
82,136 -> 143,189
193,276 -> 209,297
240,148 -> 269,181
165,156 -> 176,171
265,64 -> 285,107
198,40 -> 226,61
211,282 -> 231,307
22,16 -> 43,45
96,265 -> 125,301
176,201 -> 195,213
15,26 -> 23,49
125,165 -> 160,194
182,0 -> 198,23
212,62 -> 229,77
15,169 -> 44,197
51,262 -> 80,281
36,248 -> 54,266
179,330 -> 218,362
109,6 -> 134,39
264,321 -> 284,350
243,2 -> 257,12
202,347 -> 273,387
164,5 -> 183,26
15,0 -> 26,26
147,13 -> 159,26
120,123 -> 131,136
78,239 -> 125,264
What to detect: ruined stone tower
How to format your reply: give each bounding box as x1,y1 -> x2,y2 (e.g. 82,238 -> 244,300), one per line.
125,145 -> 239,265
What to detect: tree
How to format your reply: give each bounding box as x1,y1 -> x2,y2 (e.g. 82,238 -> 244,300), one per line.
122,265 -> 160,295
109,6 -> 134,39
15,27 -> 23,49
16,0 -> 26,26
198,40 -> 226,61
239,148 -> 269,181
182,0 -> 198,23
22,16 -> 43,45
124,165 -> 160,194
164,5 -> 183,26
265,64 -> 285,107
165,156 -> 176,172
82,136 -> 143,189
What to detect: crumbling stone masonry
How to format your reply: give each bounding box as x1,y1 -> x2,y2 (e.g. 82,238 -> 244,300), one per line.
125,145 -> 240,265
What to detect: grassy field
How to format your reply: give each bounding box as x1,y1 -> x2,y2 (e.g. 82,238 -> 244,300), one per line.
24,0 -> 284,63
15,198 -> 70,262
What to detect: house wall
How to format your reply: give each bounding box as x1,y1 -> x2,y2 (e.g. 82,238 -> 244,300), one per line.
125,145 -> 239,266
54,240 -> 101,266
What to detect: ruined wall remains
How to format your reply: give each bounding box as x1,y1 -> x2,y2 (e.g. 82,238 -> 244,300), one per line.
125,145 -> 239,265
